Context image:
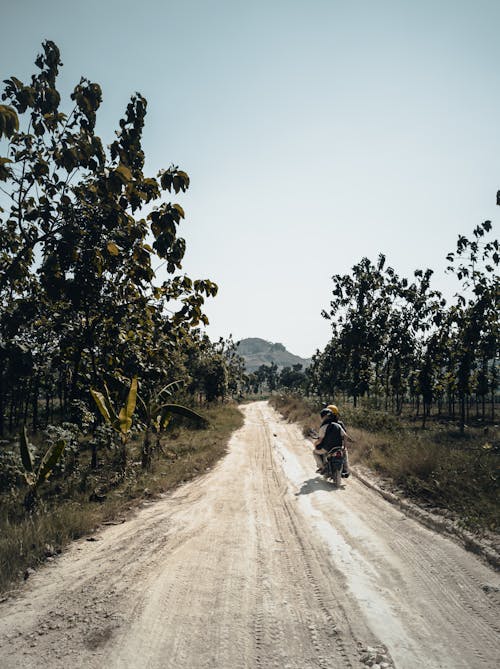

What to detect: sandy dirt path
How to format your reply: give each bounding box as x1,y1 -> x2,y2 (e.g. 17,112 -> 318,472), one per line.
0,401 -> 499,669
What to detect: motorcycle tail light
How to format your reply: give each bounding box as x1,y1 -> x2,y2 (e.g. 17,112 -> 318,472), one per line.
334,451 -> 342,458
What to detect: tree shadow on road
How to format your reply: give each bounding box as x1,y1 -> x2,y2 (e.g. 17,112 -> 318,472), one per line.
294,477 -> 345,496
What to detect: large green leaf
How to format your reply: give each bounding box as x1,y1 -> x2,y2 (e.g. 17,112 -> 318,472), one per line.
90,388 -> 112,423
35,439 -> 65,488
103,383 -> 118,422
0,105 -> 19,138
19,425 -> 34,473
106,241 -> 120,256
115,163 -> 132,182
0,156 -> 13,181
117,377 -> 137,435
158,403 -> 207,426
157,380 -> 183,400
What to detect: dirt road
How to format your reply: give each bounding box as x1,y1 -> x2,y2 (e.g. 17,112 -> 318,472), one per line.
0,402 -> 499,668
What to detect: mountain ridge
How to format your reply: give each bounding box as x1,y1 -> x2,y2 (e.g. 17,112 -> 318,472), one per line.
236,337 -> 311,373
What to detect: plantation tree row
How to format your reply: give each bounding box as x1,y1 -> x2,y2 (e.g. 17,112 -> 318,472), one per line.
0,41 -> 246,441
307,221 -> 498,430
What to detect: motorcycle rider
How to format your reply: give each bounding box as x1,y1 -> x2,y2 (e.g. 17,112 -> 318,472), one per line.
326,404 -> 351,477
313,408 -> 347,474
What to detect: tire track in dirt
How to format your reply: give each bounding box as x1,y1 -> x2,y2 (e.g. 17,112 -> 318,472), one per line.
250,403 -> 384,668
269,403 -> 500,669
1,401 -> 497,668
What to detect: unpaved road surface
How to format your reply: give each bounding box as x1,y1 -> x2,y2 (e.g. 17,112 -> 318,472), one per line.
0,402 -> 499,669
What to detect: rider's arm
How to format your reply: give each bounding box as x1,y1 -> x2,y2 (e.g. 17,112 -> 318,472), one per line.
314,424 -> 327,447
339,420 -> 353,442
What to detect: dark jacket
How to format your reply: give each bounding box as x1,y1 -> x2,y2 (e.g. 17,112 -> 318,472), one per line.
319,416 -> 344,451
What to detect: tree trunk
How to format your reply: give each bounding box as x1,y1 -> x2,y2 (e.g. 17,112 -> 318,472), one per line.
421,401 -> 427,429
8,389 -> 14,433
460,394 -> 466,434
70,348 -> 82,402
91,441 -> 98,469
142,427 -> 152,469
23,378 -> 31,425
0,372 -> 4,437
32,376 -> 39,432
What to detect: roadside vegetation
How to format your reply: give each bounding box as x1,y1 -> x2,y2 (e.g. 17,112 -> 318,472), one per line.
0,43 -> 247,593
264,196 -> 498,535
0,403 -> 243,593
270,394 -> 498,535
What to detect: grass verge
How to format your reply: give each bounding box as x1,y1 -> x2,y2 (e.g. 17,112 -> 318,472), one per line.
270,394 -> 499,535
0,403 -> 243,594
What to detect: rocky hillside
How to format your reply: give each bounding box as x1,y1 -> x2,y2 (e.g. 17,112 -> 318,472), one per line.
237,338 -> 311,373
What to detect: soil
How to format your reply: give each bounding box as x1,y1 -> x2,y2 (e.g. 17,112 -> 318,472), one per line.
0,401 -> 499,668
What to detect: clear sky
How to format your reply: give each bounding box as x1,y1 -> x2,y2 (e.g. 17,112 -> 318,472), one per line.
2,0 -> 499,358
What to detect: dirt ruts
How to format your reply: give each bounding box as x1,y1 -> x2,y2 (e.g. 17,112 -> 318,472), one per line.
0,401 -> 498,668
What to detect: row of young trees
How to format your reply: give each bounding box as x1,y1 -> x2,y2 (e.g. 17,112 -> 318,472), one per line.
245,362 -> 307,394
0,42 -> 245,444
307,221 -> 498,429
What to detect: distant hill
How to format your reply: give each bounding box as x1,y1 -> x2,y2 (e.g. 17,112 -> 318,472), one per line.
236,338 -> 311,373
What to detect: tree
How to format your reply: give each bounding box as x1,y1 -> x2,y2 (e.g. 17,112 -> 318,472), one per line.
278,364 -> 306,391
0,42 -> 218,433
314,216 -> 497,430
446,221 -> 499,430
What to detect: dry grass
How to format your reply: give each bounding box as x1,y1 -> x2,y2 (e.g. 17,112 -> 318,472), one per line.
0,403 -> 244,593
270,394 -> 499,534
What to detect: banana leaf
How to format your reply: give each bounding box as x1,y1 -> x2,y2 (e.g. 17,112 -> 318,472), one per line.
19,425 -> 34,473
157,380 -> 183,400
117,377 -> 137,435
35,439 -> 66,488
158,403 -> 207,427
103,382 -> 119,422
90,388 -> 113,423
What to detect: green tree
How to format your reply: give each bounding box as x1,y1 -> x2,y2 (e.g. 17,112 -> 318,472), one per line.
0,42 -> 218,434
446,221 -> 499,431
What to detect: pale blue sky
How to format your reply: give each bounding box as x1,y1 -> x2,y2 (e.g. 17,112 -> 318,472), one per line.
2,0 -> 499,357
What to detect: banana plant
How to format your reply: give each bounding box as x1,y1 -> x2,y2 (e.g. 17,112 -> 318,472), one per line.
90,377 -> 138,469
137,380 -> 207,469
19,425 -> 66,510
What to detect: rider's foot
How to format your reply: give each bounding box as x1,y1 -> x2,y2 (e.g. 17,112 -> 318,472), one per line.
316,467 -> 324,473
342,472 -> 350,478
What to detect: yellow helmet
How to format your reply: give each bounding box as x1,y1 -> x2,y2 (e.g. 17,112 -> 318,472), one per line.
327,404 -> 339,417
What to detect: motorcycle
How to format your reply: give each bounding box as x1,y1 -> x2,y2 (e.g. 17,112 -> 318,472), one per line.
308,429 -> 346,488
322,446 -> 345,488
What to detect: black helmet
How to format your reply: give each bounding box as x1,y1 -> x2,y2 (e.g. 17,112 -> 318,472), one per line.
320,408 -> 332,417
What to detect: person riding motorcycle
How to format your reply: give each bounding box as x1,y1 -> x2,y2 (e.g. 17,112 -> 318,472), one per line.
313,408 -> 347,474
326,404 -> 351,477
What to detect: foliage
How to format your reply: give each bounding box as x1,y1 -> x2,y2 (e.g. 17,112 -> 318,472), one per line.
0,43 -> 245,527
0,41 -> 219,441
0,403 -> 243,593
136,379 -> 207,468
90,376 -> 138,469
308,220 -> 498,427
90,377 -> 138,442
186,334 -> 246,402
19,425 -> 66,509
271,394 -> 499,534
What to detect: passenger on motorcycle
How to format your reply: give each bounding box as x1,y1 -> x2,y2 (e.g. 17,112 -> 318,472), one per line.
313,408 -> 347,474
